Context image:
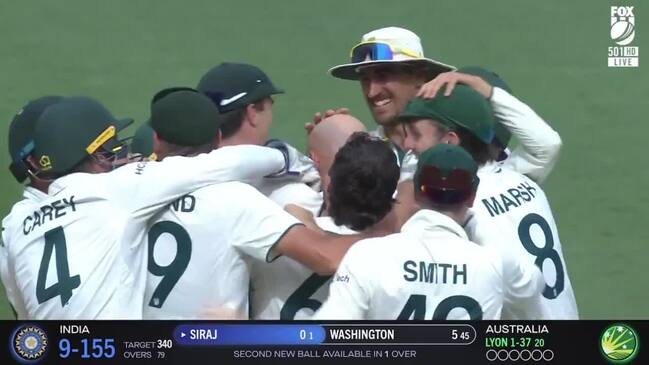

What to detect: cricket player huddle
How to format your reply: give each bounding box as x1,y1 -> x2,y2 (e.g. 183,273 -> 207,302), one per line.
1,27 -> 578,321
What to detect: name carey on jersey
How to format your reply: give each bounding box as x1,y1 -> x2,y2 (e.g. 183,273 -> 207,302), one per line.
23,195 -> 77,235
481,182 -> 537,217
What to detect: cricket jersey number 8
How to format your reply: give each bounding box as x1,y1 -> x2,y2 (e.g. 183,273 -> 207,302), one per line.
517,213 -> 564,299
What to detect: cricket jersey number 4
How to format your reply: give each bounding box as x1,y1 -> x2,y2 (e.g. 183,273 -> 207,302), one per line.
36,227 -> 81,305
398,294 -> 483,320
518,213 -> 564,299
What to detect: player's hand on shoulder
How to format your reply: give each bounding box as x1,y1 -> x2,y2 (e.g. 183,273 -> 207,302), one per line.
306,107 -> 351,134
263,139 -> 321,188
417,71 -> 493,99
285,204 -> 320,231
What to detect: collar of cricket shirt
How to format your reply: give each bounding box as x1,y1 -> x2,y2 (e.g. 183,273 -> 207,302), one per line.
368,126 -> 386,139
401,209 -> 468,241
23,186 -> 49,202
478,159 -> 503,176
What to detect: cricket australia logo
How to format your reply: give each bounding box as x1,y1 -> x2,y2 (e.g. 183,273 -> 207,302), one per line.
10,325 -> 48,363
608,6 -> 639,67
39,155 -> 52,170
600,323 -> 639,364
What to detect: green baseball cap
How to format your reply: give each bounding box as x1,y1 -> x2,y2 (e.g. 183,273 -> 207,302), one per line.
33,96 -> 133,175
130,122 -> 155,158
458,66 -> 512,147
196,62 -> 284,112
414,144 -> 479,205
149,87 -> 222,147
399,84 -> 495,144
8,96 -> 63,182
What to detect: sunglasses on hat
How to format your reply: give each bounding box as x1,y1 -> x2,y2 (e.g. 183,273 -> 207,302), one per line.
350,42 -> 421,63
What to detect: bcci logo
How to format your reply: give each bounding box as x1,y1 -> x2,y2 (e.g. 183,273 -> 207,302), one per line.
608,6 -> 639,67
600,323 -> 639,364
10,325 -> 48,363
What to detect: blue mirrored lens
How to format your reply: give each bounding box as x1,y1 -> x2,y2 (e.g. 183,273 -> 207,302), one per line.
351,43 -> 394,63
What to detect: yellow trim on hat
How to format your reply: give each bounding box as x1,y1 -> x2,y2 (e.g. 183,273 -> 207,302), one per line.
86,126 -> 116,154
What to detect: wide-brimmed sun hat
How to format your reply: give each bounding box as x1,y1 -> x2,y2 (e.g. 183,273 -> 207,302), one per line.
329,26 -> 455,80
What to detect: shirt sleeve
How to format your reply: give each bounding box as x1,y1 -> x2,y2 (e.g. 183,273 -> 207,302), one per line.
313,242 -> 372,320
491,87 -> 562,184
102,145 -> 286,221
0,227 -> 24,319
399,151 -> 418,183
265,182 -> 324,216
225,183 -> 303,263
465,214 -> 548,319
501,254 -> 549,319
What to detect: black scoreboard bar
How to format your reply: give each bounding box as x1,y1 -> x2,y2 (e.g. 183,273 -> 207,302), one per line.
2,321 -> 646,364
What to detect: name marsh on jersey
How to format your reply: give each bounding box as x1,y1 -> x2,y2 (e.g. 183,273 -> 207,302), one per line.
481,182 -> 537,217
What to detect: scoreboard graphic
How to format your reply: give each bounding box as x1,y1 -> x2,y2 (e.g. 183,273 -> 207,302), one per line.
2,321 -> 646,364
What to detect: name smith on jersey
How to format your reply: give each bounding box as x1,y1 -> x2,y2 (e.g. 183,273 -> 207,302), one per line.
403,261 -> 467,285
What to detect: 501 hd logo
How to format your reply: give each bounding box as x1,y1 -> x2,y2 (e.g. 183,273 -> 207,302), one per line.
608,6 -> 639,67
9,324 -> 49,363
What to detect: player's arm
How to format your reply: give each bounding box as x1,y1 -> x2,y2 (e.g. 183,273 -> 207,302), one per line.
0,229 -> 25,319
226,184 -> 386,275
272,226 -> 370,275
501,252 -> 549,319
313,243 -> 372,319
103,145 -> 287,218
267,183 -> 323,217
490,87 -> 562,184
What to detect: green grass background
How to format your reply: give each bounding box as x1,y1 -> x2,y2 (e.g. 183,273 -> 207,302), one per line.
0,0 -> 647,319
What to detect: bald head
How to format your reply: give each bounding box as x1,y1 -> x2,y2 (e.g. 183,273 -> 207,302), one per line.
309,114 -> 366,161
308,114 -> 366,193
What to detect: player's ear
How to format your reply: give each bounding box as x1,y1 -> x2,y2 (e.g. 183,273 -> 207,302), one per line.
214,129 -> 222,149
444,131 -> 461,146
309,149 -> 320,166
25,155 -> 41,173
465,190 -> 477,208
152,131 -> 163,156
244,104 -> 258,127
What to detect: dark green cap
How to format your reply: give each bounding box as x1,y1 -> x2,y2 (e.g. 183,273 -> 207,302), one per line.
196,62 -> 284,112
33,96 -> 133,175
414,144 -> 480,205
149,87 -> 222,147
399,84 -> 495,144
130,122 -> 155,158
458,66 -> 512,147
8,96 -> 63,182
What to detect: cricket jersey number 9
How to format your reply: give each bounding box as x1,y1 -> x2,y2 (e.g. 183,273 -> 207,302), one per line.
147,221 -> 192,308
517,213 -> 564,299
